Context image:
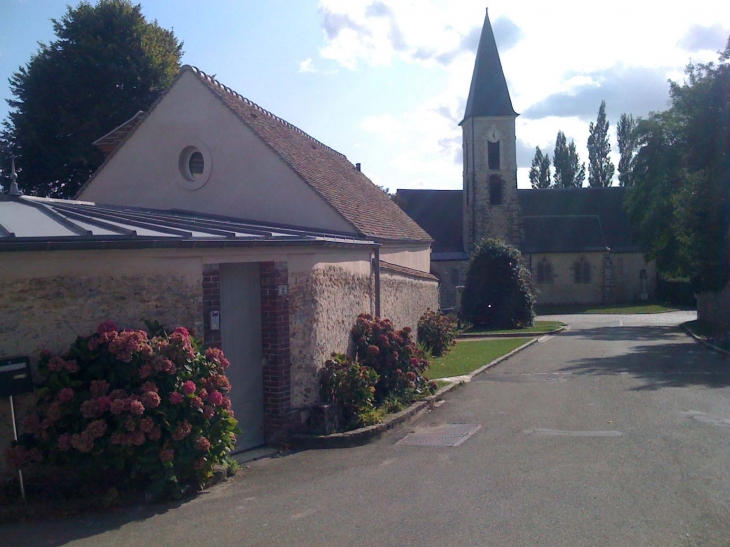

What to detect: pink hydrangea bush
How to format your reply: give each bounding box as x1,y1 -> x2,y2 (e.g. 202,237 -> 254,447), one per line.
6,322 -> 239,499
351,314 -> 436,403
319,314 -> 437,432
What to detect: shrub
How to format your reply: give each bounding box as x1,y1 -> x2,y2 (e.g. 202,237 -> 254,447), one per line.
461,238 -> 536,329
351,314 -> 435,403
6,321 -> 239,500
417,309 -> 459,357
319,353 -> 380,430
318,314 -> 438,432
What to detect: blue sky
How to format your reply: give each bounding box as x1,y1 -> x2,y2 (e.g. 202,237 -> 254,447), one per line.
1,0 -> 729,190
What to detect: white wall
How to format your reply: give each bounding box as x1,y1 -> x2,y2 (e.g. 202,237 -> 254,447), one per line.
79,71 -> 355,235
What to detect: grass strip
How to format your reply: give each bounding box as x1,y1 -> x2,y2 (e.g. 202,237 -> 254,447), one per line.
427,338 -> 530,379
536,303 -> 682,315
465,320 -> 564,335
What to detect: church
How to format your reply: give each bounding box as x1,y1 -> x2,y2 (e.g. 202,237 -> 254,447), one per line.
397,9 -> 655,310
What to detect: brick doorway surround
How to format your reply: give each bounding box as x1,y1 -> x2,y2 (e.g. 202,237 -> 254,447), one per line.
203,261 -> 291,441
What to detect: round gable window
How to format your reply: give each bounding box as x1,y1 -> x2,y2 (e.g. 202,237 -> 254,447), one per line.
178,144 -> 212,190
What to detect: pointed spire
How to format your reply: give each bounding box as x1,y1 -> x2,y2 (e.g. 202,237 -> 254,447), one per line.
461,8 -> 517,123
8,158 -> 22,196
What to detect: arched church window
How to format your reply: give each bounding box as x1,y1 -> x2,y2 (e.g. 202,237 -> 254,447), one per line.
582,261 -> 592,283
573,259 -> 592,284
537,258 -> 553,284
489,175 -> 502,205
488,141 -> 500,170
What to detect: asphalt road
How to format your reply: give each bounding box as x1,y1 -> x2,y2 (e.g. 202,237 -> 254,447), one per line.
6,311 -> 730,547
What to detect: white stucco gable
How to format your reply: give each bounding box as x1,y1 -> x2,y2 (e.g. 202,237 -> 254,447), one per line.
78,70 -> 357,234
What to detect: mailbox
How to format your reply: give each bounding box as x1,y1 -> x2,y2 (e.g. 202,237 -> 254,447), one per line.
0,356 -> 33,397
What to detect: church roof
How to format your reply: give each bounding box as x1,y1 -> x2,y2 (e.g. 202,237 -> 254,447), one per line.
461,9 -> 517,122
396,189 -> 463,253
395,186 -> 641,255
517,187 -> 640,253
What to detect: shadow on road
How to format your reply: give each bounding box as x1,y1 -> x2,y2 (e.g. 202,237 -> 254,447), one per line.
1,491 -> 207,546
556,326 -> 730,391
558,325 -> 684,342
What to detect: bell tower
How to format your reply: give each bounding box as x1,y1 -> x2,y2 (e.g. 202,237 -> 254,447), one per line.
461,8 -> 521,253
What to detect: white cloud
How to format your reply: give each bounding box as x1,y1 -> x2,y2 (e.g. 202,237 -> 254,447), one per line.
298,58 -> 338,75
314,0 -> 730,189
298,58 -> 317,73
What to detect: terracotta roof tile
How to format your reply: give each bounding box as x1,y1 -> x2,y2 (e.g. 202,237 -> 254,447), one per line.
92,111 -> 146,156
186,66 -> 431,243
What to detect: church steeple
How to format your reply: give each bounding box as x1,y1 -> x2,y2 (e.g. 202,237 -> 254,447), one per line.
461,8 -> 522,253
461,8 -> 517,122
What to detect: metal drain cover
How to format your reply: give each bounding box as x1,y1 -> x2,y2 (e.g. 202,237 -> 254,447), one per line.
397,424 -> 481,447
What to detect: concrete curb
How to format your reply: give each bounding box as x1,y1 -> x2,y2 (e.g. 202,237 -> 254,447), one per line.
289,337 -> 539,449
681,323 -> 730,356
457,325 -> 566,339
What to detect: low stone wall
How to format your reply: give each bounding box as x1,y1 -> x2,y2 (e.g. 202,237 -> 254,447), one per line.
289,266 -> 373,409
697,284 -> 730,331
380,264 -> 439,336
0,273 -> 202,479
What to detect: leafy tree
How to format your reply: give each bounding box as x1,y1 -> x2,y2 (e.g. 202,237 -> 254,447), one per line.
528,146 -> 551,188
1,0 -> 183,197
460,238 -> 536,329
587,100 -> 615,187
626,38 -> 730,292
552,130 -> 586,188
616,113 -> 639,186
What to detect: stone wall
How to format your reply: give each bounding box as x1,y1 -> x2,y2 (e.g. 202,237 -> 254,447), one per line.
527,251 -> 656,305
698,284 -> 730,331
0,274 -> 202,359
287,262 -> 438,410
288,266 -> 373,408
0,271 -> 202,479
380,267 -> 439,334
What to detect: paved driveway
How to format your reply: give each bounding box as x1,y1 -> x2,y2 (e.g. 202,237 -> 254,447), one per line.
6,310 -> 730,547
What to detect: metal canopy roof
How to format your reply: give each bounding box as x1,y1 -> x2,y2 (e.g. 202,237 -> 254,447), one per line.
0,196 -> 374,252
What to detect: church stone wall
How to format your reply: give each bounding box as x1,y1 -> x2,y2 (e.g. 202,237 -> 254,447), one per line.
528,252 -> 656,306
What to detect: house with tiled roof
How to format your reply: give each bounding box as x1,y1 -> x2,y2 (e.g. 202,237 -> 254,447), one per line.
397,9 -> 654,309
0,65 -> 437,467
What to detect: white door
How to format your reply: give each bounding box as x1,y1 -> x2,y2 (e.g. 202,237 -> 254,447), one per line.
220,263 -> 264,451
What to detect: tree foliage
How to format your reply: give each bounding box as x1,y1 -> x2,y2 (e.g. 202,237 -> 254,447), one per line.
528,146 -> 551,188
587,100 -> 615,187
1,0 -> 183,197
625,38 -> 730,292
460,238 -> 536,329
616,113 -> 639,187
552,130 -> 585,188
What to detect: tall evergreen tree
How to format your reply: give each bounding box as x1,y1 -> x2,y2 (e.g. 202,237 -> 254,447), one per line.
587,100 -> 615,187
552,130 -> 586,188
529,147 -> 552,188
1,0 -> 183,197
616,113 -> 639,186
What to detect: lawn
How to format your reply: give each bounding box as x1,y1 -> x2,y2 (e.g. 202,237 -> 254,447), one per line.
427,338 -> 531,379
535,303 -> 684,315
465,320 -> 564,335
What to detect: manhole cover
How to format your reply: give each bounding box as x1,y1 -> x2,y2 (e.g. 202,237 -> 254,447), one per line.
397,424 -> 481,447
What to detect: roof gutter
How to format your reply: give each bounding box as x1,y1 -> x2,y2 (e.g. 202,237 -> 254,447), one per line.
0,237 -> 377,254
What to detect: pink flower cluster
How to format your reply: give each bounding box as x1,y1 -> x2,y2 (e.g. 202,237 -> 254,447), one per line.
205,347 -> 230,370
47,356 -> 79,374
